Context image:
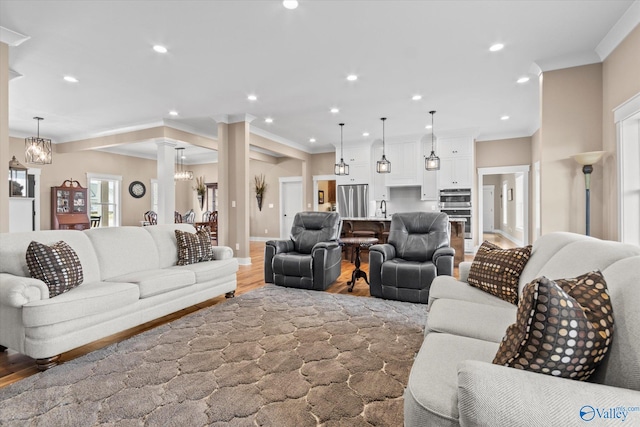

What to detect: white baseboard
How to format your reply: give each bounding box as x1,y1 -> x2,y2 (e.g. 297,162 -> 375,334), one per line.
236,257 -> 252,266
250,236 -> 275,242
494,230 -> 524,247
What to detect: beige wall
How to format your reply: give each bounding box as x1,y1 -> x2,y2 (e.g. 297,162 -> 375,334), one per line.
602,24 -> 640,240
10,137 -> 159,229
476,137 -> 532,168
309,152 -> 335,176
482,175 -> 502,230
539,63 -> 603,237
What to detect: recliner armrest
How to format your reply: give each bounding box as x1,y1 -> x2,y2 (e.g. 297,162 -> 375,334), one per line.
369,243 -> 396,262
457,360 -> 640,427
433,247 -> 454,276
433,247 -> 454,262
312,241 -> 340,252
265,239 -> 295,254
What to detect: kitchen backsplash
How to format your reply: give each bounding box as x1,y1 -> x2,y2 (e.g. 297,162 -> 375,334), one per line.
374,186 -> 439,216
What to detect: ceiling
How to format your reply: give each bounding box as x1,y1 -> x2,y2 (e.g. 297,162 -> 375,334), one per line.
1,0 -> 636,160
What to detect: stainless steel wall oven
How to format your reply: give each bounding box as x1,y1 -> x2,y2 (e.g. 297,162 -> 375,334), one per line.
439,189 -> 472,238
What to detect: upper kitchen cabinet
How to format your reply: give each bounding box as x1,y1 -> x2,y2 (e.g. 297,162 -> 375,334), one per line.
437,136 -> 474,189
336,145 -> 371,185
384,140 -> 421,187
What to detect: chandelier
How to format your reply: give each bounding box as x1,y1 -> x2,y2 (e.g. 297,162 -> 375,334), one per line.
425,111 -> 441,171
174,147 -> 193,181
376,117 -> 391,173
334,123 -> 349,176
25,117 -> 52,164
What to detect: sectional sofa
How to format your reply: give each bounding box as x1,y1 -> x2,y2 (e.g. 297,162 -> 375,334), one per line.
0,224 -> 238,369
405,232 -> 640,426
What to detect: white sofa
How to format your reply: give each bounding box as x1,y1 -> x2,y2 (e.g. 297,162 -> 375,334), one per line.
404,232 -> 640,426
0,224 -> 238,369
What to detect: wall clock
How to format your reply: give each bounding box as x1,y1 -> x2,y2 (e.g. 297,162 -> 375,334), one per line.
129,181 -> 146,198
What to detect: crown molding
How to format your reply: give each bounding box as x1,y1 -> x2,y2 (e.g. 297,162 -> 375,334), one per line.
596,0 -> 640,61
0,26 -> 30,46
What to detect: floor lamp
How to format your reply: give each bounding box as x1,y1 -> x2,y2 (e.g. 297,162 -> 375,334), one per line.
572,151 -> 605,236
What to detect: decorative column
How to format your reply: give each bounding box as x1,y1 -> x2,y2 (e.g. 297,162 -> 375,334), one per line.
214,114 -> 253,264
155,140 -> 176,225
0,42 -> 10,232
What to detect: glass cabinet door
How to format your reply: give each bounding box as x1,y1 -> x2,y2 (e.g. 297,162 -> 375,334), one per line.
73,190 -> 86,213
57,190 -> 70,213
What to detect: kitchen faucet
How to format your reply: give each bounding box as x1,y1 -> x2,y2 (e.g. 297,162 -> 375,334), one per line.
380,200 -> 387,219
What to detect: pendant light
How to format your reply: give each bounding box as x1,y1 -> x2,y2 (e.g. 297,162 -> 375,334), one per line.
334,123 -> 349,176
174,147 -> 194,181
376,117 -> 391,173
25,117 -> 52,164
425,110 -> 440,171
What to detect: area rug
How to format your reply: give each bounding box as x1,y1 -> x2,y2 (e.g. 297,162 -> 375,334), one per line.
0,285 -> 427,426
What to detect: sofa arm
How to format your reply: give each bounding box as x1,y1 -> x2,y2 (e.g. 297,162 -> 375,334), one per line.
211,246 -> 234,260
457,360 -> 640,427
0,273 -> 49,308
433,247 -> 455,276
458,261 -> 472,283
265,239 -> 295,254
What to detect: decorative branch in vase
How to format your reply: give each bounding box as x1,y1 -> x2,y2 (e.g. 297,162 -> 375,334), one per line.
194,176 -> 206,210
254,174 -> 267,211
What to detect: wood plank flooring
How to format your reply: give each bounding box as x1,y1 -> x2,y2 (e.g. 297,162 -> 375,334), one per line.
1,239 -> 482,389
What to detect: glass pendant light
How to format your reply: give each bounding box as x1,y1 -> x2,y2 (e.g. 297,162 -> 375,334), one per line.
174,147 -> 194,181
334,123 -> 349,176
376,117 -> 391,173
25,117 -> 52,164
425,110 -> 440,171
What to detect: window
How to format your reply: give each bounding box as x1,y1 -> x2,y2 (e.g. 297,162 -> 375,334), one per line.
515,173 -> 524,230
502,181 -> 508,225
88,173 -> 122,227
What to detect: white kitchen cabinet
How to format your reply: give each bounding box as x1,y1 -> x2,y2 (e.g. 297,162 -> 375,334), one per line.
439,137 -> 473,157
421,168 -> 439,200
384,140 -> 421,187
336,145 -> 371,185
439,156 -> 472,189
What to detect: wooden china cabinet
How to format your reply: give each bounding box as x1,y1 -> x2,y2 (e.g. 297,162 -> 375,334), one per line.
51,179 -> 90,230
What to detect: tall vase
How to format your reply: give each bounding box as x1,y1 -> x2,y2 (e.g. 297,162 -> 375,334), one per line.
256,194 -> 263,211
198,194 -> 204,210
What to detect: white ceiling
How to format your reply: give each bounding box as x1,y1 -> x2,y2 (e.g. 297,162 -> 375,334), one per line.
1,0 -> 637,159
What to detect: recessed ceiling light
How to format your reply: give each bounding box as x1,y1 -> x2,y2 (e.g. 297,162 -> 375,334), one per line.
153,45 -> 168,53
265,117 -> 273,123
347,74 -> 358,81
309,138 -> 316,143
282,1 -> 298,9
247,94 -> 257,101
489,43 -> 504,52
169,110 -> 179,116
362,132 -> 370,137
425,125 -> 433,129
330,108 -> 339,114
63,76 -> 78,83
500,115 -> 510,121
517,76 -> 530,84
412,95 -> 422,101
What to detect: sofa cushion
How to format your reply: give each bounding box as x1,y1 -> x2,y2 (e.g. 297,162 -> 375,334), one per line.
493,271 -> 614,381
143,223 -> 197,268
427,299 -> 516,343
173,258 -> 239,283
22,281 -> 140,327
428,276 -> 516,310
175,228 -> 215,265
110,269 -> 196,298
272,252 -> 313,278
84,227 -> 160,280
25,241 -> 84,297
467,241 -> 532,304
404,333 -> 499,426
0,230 -> 101,284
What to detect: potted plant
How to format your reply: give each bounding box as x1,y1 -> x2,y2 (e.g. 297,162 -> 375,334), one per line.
194,176 -> 206,210
254,174 -> 267,211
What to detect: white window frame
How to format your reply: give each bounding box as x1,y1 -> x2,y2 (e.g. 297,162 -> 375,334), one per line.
87,173 -> 122,227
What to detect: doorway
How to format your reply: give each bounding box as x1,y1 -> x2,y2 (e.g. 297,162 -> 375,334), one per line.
280,177 -> 303,239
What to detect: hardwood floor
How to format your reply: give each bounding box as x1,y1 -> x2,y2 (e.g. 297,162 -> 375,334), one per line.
0,240 -> 474,388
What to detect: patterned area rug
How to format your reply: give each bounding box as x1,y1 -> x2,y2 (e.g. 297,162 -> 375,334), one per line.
0,285 -> 427,426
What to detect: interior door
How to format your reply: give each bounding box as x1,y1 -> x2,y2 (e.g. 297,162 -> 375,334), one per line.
483,185 -> 495,232
280,179 -> 303,239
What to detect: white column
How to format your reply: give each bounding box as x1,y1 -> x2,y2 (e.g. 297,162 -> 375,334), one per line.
156,140 -> 176,224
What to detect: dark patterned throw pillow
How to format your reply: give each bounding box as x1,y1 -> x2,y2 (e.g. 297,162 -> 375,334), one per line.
175,227 -> 214,265
467,241 -> 532,304
26,240 -> 84,297
493,271 -> 614,381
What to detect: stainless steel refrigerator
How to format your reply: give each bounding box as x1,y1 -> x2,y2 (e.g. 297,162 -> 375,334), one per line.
337,184 -> 368,218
